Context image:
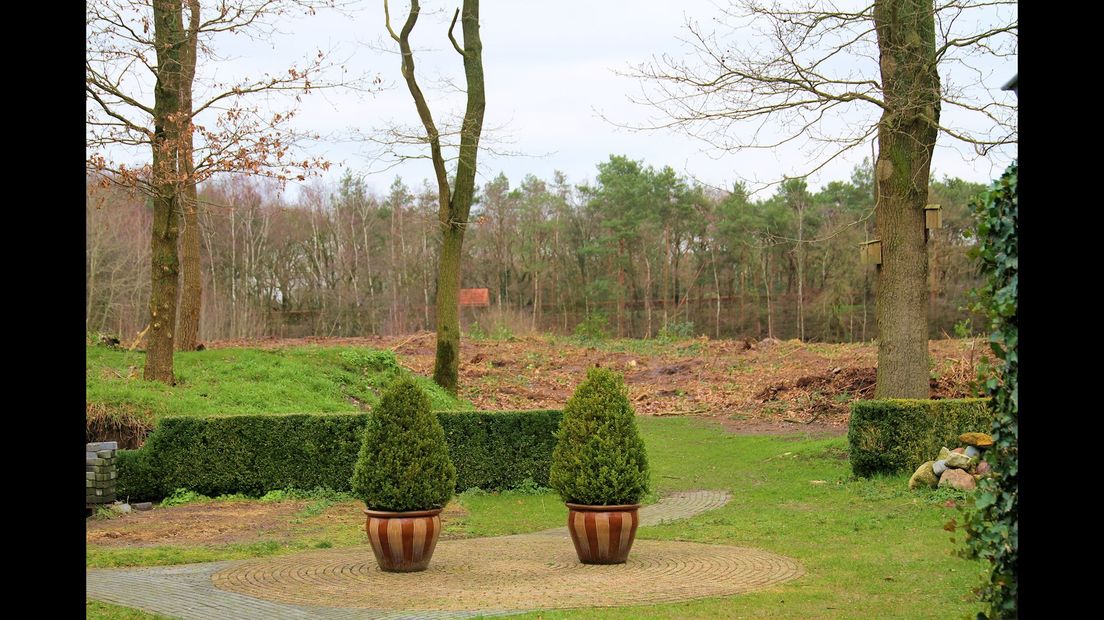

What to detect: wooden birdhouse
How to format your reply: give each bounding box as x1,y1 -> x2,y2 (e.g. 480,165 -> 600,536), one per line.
859,240 -> 882,266
924,204 -> 943,230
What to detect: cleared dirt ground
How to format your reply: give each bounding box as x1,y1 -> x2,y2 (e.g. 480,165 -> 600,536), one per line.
209,334 -> 986,430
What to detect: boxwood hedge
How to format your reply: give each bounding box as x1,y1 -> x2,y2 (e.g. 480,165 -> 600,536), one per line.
848,398 -> 994,477
117,409 -> 561,501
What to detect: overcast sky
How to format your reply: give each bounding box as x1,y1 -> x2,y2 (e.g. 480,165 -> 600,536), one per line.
92,0 -> 1018,201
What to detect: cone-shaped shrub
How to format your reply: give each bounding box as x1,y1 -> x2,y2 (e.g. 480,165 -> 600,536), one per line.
549,367 -> 650,505
351,376 -> 457,512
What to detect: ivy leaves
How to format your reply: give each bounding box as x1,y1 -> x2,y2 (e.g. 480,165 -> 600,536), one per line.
961,162 -> 1017,619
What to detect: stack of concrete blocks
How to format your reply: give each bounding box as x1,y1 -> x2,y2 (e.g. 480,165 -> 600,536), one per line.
87,441 -> 118,507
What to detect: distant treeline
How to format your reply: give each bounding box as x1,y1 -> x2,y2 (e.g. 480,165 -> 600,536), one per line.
86,155 -> 988,343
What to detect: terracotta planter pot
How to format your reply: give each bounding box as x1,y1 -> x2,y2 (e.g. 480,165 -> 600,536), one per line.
565,502 -> 641,564
363,507 -> 443,572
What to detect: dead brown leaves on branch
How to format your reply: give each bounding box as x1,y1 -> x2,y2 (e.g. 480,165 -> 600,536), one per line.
86,0 -> 371,194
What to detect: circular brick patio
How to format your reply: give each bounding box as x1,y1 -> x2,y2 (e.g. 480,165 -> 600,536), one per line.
89,490 -> 806,618
212,535 -> 804,612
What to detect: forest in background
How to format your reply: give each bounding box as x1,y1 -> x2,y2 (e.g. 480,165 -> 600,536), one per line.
86,155 -> 987,344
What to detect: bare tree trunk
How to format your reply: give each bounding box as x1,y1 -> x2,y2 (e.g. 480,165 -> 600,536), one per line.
200,207 -> 220,337
662,225 -> 670,331
87,237 -> 98,329
175,0 -> 202,351
229,205 -> 237,337
796,201 -> 805,342
711,241 -> 721,339
762,251 -> 773,339
617,239 -> 625,338
643,255 -> 653,338
386,0 -> 485,392
531,271 -> 539,332
434,223 -> 464,390
873,0 -> 939,398
145,0 -> 185,383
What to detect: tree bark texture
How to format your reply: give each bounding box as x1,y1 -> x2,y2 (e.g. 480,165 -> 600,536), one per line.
176,0 -> 202,351
873,0 -> 940,398
145,0 -> 185,383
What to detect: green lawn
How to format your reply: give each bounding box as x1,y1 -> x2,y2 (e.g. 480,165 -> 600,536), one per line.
86,600 -> 173,620
507,417 -> 985,619
86,344 -> 469,422
87,417 -> 985,618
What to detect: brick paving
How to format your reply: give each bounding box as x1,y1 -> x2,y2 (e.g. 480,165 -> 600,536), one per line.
88,489 -> 805,619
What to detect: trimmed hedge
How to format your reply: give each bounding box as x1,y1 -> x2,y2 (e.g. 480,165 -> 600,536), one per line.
848,398 -> 994,477
117,409 -> 562,502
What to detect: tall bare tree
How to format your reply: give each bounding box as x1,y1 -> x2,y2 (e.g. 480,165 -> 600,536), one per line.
88,0 -> 347,381
383,0 -> 486,394
628,0 -> 1016,397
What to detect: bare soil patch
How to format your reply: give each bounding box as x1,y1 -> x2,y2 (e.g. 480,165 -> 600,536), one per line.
706,416 -> 847,438
86,500 -> 309,547
86,499 -> 472,548
208,334 -> 984,426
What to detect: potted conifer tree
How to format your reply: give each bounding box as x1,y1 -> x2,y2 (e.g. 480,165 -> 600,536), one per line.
549,367 -> 650,564
351,376 -> 457,572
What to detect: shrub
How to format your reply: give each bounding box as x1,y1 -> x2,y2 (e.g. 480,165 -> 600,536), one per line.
573,312 -> 609,341
848,398 -> 995,477
115,448 -> 162,501
115,409 -> 561,501
657,321 -> 695,341
350,377 -> 457,511
549,367 -> 649,505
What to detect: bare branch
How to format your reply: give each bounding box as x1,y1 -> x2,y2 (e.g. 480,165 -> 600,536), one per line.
448,7 -> 465,56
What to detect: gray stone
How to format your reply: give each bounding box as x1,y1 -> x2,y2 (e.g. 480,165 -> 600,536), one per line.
964,445 -> 980,458
112,503 -> 132,514
86,452 -> 97,460
86,442 -> 118,451
932,460 -> 948,476
96,449 -> 116,458
945,452 -> 971,469
908,461 -> 939,490
133,502 -> 154,511
938,468 -> 977,491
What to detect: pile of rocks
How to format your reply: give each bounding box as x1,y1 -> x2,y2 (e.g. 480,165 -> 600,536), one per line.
908,432 -> 994,491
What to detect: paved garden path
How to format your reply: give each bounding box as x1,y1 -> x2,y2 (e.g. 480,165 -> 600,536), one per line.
88,490 -> 804,619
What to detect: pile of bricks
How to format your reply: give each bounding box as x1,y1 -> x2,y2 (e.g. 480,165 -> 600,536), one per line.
87,441 -> 118,507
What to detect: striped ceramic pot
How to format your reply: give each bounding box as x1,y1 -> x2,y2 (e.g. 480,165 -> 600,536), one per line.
363,507 -> 443,572
565,503 -> 641,564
